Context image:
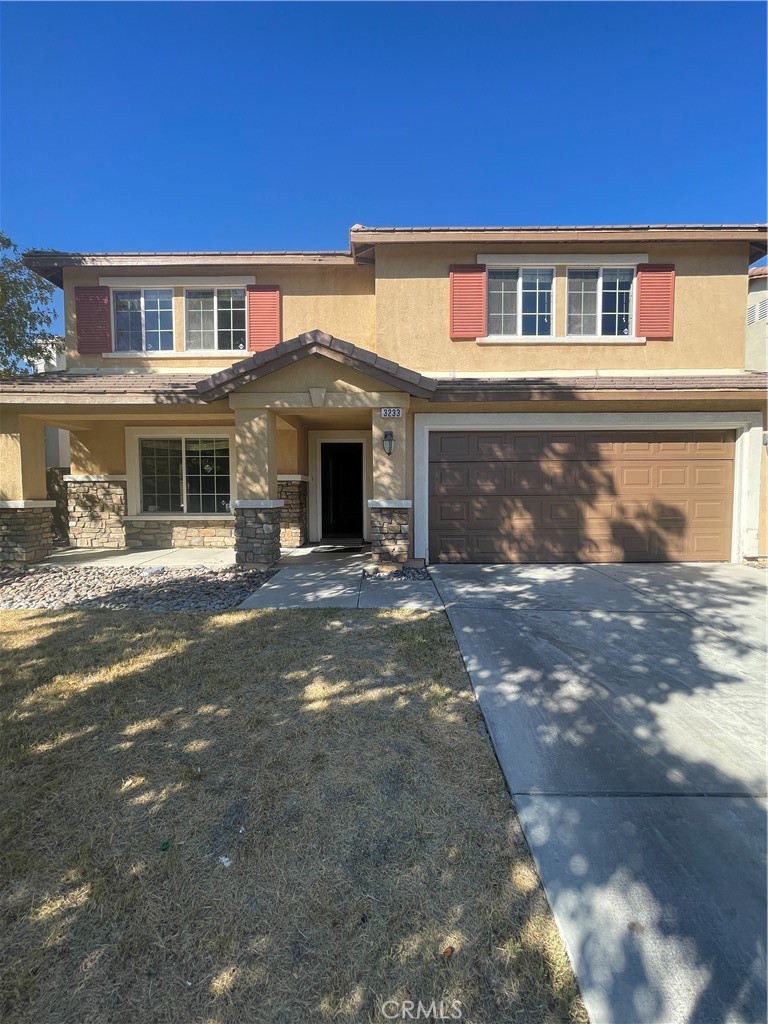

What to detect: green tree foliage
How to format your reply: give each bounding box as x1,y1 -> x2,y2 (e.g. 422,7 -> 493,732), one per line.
0,232 -> 61,376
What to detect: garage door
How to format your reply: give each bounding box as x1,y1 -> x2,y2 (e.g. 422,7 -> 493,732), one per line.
428,430 -> 735,563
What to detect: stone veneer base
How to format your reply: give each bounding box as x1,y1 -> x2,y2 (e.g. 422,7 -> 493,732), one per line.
0,507 -> 54,565
124,518 -> 235,549
67,479 -> 127,548
370,507 -> 410,563
234,505 -> 282,566
278,480 -> 308,548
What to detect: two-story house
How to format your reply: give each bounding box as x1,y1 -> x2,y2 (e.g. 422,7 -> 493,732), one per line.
2,223 -> 766,567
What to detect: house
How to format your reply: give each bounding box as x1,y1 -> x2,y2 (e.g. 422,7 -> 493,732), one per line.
2,223 -> 766,567
746,265 -> 768,372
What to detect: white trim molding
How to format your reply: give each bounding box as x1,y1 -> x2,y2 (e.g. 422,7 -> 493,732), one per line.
0,500 -> 57,509
308,430 -> 373,543
123,513 -> 235,521
477,253 -> 649,267
277,474 -> 310,482
413,412 -> 763,564
368,499 -> 412,508
100,276 -> 256,288
124,426 -> 237,517
230,500 -> 284,509
476,336 -> 647,346
63,474 -> 127,482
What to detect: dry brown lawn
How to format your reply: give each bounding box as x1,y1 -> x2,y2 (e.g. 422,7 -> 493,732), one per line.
0,608 -> 586,1024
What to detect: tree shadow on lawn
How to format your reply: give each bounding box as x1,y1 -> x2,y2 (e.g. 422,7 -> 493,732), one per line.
0,605 -> 588,1024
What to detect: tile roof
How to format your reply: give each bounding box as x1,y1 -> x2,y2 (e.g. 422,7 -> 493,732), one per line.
434,373 -> 768,400
196,330 -> 438,401
1,363 -> 765,405
0,372 -> 204,403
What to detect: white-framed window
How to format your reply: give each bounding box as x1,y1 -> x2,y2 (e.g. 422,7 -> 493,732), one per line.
113,288 -> 174,352
138,436 -> 231,514
185,287 -> 247,351
487,267 -> 554,336
566,267 -> 634,337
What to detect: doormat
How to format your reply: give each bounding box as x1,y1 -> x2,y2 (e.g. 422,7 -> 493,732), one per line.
314,545 -> 363,553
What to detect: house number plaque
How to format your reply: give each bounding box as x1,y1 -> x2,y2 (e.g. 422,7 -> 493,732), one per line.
381,407 -> 402,418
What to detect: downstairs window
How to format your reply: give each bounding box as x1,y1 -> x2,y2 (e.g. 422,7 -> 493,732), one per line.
139,437 -> 231,514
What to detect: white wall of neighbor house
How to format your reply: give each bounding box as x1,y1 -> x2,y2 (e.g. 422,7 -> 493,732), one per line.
746,274 -> 768,371
412,411 -> 764,564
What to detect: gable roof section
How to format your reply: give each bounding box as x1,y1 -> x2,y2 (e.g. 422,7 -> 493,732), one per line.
195,329 -> 439,401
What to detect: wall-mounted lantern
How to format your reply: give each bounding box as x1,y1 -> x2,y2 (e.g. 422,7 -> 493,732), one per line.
382,430 -> 395,457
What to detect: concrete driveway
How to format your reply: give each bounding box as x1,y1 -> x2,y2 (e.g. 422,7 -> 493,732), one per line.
432,563 -> 767,1024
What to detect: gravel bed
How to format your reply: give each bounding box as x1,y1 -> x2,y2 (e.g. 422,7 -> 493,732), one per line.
362,567 -> 431,581
0,565 -> 276,612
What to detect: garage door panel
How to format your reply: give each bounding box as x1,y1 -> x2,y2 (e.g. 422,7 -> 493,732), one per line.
428,429 -> 735,564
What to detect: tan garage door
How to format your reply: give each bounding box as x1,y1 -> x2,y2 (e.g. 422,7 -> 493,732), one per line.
428,430 -> 735,563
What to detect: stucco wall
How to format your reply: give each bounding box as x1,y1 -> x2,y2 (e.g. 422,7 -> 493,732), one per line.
374,242 -> 750,373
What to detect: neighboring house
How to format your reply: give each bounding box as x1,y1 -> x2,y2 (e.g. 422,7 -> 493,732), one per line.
746,264 -> 768,371
1,223 -> 766,566
33,347 -> 71,469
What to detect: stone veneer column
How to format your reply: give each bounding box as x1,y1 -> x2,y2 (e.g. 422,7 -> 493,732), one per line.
0,502 -> 55,565
231,500 -> 284,567
277,478 -> 308,548
368,499 -> 412,563
66,476 -> 127,548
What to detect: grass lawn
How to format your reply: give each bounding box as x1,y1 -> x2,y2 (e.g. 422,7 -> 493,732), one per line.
0,608 -> 586,1024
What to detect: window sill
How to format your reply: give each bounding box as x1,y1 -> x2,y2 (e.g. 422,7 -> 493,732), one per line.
123,513 -> 235,521
476,336 -> 648,346
103,351 -> 243,359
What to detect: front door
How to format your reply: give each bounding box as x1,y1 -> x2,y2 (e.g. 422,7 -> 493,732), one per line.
320,442 -> 364,539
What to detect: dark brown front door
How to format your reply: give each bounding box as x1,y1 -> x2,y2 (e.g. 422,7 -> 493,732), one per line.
428,430 -> 735,563
321,442 -> 364,539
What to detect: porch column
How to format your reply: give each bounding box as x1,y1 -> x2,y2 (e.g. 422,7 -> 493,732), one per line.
277,417 -> 308,548
0,410 -> 54,564
235,408 -> 278,499
233,409 -> 283,567
369,408 -> 411,564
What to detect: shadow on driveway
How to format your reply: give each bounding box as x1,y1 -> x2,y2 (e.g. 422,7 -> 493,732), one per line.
433,562 -> 767,1024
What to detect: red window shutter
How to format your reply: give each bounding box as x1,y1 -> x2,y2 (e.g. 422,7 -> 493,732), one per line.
450,264 -> 486,338
636,264 -> 675,339
247,285 -> 281,351
75,286 -> 112,353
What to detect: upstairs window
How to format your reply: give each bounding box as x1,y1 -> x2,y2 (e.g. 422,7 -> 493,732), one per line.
186,288 -> 247,350
113,289 -> 174,352
567,268 -> 634,337
487,268 -> 553,336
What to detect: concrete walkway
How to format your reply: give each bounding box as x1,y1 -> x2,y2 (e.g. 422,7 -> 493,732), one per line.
239,561 -> 443,609
433,562 -> 767,1024
43,547 -> 236,569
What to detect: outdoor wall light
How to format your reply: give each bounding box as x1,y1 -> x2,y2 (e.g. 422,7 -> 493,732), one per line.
382,430 -> 395,457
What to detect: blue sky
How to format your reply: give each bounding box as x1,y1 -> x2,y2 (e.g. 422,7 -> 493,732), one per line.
1,0 -> 766,260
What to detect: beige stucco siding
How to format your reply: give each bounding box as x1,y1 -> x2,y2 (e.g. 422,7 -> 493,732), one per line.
63,264 -> 375,370
374,242 -> 750,373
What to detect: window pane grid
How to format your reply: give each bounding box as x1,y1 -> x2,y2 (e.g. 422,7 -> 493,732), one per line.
520,269 -> 553,336
566,267 -> 633,337
488,270 -> 518,335
114,289 -> 173,352
139,437 -> 231,514
185,288 -> 247,350
601,269 -> 633,336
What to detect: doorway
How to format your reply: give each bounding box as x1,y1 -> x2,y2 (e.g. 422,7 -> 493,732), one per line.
320,442 -> 364,540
